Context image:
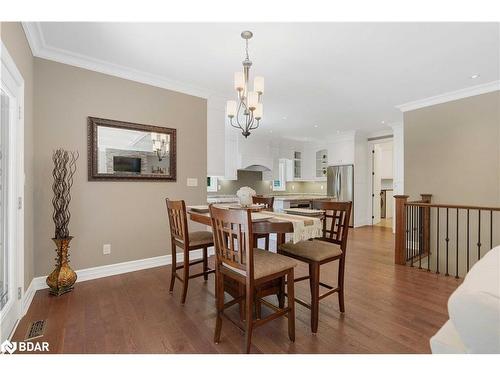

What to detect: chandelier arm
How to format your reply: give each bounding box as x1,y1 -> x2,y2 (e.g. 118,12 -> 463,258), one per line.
249,118 -> 260,130
229,117 -> 241,130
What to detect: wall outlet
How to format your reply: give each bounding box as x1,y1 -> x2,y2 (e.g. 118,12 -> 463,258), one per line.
103,244 -> 111,255
320,185 -> 324,190
291,184 -> 295,190
187,178 -> 198,187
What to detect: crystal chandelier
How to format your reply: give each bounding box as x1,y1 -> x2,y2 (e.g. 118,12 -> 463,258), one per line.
151,133 -> 169,161
226,31 -> 264,138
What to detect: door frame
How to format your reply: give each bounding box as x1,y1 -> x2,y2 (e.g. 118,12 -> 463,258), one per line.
0,41 -> 25,341
368,137 -> 393,227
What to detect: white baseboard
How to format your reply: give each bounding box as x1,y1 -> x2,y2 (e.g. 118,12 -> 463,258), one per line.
22,248 -> 213,317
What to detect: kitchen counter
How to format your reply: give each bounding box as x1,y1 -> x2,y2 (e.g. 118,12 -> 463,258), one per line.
271,195 -> 332,201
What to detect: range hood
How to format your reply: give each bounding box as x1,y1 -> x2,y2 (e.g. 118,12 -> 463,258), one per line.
240,164 -> 271,172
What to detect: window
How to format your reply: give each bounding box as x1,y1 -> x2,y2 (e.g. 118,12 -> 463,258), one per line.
207,176 -> 218,192
272,159 -> 286,191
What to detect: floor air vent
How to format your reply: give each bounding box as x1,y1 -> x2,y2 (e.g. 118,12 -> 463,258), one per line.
25,320 -> 46,341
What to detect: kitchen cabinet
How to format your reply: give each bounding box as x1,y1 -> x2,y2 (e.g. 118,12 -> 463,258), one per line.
315,149 -> 328,179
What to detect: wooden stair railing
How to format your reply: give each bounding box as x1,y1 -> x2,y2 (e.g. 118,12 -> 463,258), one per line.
395,194 -> 500,278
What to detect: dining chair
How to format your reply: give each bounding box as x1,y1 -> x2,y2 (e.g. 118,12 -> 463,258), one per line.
209,204 -> 297,353
278,200 -> 352,333
165,198 -> 215,304
252,195 -> 275,250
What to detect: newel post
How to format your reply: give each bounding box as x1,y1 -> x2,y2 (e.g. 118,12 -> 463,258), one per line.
394,195 -> 409,265
420,194 -> 432,257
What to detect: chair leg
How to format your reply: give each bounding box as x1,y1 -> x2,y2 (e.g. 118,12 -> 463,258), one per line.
277,276 -> 285,308
238,283 -> 245,321
169,240 -> 176,294
338,256 -> 346,313
214,271 -> 224,344
287,269 -> 296,342
309,262 -> 320,334
255,291 -> 262,320
203,246 -> 208,281
181,250 -> 189,304
264,235 -> 270,250
244,284 -> 254,354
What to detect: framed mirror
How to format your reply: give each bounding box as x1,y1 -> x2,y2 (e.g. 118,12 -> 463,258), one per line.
87,117 -> 176,181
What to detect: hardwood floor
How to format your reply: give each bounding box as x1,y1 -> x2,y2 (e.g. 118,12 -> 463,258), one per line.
12,225 -> 461,354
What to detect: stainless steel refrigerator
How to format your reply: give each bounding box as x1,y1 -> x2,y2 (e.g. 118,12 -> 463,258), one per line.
327,164 -> 354,226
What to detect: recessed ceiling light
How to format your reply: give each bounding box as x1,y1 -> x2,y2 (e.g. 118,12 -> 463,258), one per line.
381,120 -> 385,124
471,74 -> 480,79
282,116 -> 287,120
336,130 -> 341,134
314,125 -> 319,128
269,130 -> 273,133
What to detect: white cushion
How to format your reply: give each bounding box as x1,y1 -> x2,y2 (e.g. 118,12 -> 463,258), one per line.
430,320 -> 467,354
447,246 -> 500,353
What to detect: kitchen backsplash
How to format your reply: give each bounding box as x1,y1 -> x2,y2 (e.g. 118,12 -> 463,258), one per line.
209,170 -> 328,196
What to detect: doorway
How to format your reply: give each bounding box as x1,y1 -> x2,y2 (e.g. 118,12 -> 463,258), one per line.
370,140 -> 394,228
1,42 -> 25,341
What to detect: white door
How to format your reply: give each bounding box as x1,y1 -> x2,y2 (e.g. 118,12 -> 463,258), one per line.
0,43 -> 24,342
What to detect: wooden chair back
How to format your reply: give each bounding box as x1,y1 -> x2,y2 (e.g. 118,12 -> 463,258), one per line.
312,200 -> 352,250
165,199 -> 189,245
252,196 -> 275,210
209,205 -> 254,278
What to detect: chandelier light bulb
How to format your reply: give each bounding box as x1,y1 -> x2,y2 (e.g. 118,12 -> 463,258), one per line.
254,76 -> 264,94
254,103 -> 263,120
247,91 -> 258,110
226,100 -> 237,118
234,72 -> 245,91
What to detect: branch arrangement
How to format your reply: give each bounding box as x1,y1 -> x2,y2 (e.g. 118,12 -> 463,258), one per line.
52,149 -> 79,239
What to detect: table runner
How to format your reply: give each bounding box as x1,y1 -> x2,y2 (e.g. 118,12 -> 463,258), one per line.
264,211 -> 322,244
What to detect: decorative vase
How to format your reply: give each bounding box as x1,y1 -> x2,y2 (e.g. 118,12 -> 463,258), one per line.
46,237 -> 77,296
236,186 -> 256,207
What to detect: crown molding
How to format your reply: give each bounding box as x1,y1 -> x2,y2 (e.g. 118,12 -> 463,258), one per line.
21,22 -> 213,99
396,80 -> 500,112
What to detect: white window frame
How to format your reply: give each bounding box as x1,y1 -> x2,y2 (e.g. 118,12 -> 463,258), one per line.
0,41 -> 25,341
207,176 -> 218,192
272,159 -> 286,192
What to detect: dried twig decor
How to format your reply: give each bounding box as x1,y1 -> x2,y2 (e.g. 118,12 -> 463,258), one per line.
52,149 -> 79,239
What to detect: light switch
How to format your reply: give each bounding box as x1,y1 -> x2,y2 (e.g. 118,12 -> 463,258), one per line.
187,178 -> 198,187
103,244 -> 111,255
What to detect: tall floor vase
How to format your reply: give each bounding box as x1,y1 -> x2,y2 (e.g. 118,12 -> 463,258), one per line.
46,237 -> 77,296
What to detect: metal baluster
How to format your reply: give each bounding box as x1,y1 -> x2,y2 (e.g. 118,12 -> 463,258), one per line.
490,210 -> 493,252
419,207 -> 422,269
410,205 -> 414,267
455,208 -> 459,279
477,209 -> 481,261
405,205 -> 410,260
466,209 -> 470,272
436,207 -> 440,274
445,207 -> 449,276
427,207 -> 431,272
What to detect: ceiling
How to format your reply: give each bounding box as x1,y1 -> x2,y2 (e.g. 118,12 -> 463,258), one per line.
28,22 -> 499,139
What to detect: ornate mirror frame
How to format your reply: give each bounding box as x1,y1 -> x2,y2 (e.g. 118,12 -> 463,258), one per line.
87,117 -> 177,181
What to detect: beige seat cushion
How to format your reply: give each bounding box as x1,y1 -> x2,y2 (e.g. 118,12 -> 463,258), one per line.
224,248 -> 297,280
280,239 -> 342,262
188,231 -> 214,247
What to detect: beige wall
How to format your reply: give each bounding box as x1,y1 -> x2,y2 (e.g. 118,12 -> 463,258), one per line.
404,91 -> 500,205
0,22 -> 35,290
34,58 -> 207,277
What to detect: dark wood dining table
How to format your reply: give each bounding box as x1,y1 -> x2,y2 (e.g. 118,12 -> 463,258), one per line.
188,209 -> 297,249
